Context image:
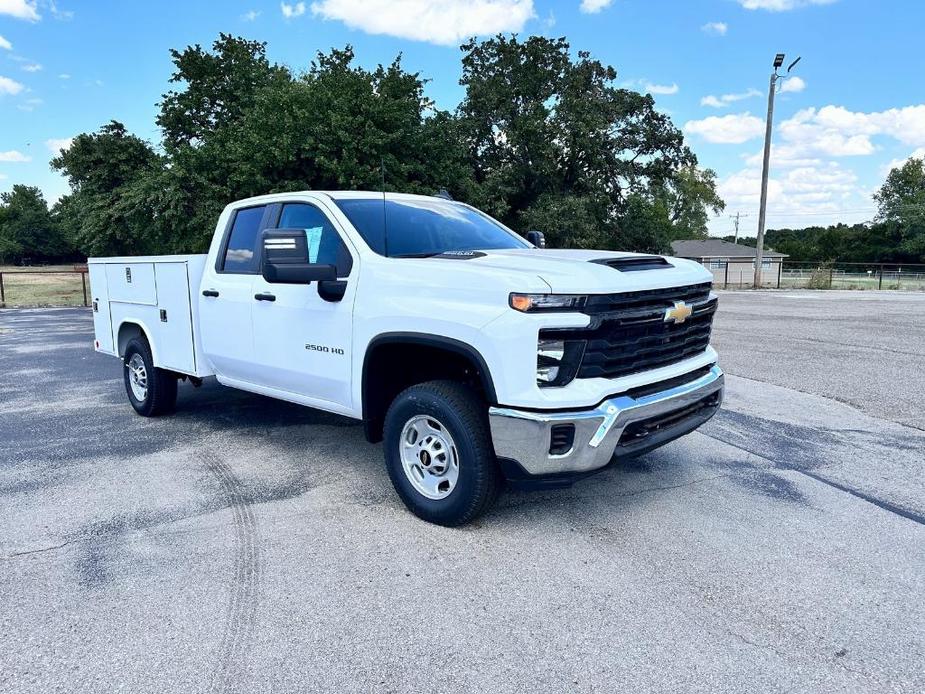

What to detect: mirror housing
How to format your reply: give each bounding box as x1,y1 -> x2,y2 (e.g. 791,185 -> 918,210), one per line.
261,229 -> 337,284
526,230 -> 546,249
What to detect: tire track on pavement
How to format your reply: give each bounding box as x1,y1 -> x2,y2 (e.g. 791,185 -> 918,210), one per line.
202,451 -> 262,694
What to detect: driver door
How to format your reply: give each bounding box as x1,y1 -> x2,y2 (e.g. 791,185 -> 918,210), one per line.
250,201 -> 357,410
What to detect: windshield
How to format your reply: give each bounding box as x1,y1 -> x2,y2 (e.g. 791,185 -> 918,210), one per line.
333,197 -> 530,257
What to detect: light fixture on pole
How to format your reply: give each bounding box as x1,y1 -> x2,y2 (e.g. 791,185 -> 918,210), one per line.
754,52 -> 801,288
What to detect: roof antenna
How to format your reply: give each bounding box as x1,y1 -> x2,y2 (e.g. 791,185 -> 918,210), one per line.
380,156 -> 389,257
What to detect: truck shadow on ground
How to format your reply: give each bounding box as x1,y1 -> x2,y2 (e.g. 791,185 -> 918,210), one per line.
162,380 -> 815,522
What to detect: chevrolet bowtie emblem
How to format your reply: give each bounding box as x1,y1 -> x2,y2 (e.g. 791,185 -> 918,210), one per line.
664,300 -> 693,324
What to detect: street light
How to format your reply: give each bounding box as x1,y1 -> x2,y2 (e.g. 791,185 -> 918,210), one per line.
754,52 -> 802,288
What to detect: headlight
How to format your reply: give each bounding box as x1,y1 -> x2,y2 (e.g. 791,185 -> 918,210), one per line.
537,338 -> 585,387
510,293 -> 587,313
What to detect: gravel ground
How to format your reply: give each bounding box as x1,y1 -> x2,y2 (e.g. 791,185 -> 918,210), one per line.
1,296 -> 924,694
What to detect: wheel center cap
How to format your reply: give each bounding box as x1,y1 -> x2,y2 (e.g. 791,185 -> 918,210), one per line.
419,450 -> 431,466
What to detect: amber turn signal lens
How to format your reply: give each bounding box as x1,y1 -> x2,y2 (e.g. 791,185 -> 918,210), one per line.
510,294 -> 533,312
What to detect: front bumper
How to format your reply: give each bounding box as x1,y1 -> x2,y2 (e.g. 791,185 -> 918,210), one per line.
488,365 -> 723,483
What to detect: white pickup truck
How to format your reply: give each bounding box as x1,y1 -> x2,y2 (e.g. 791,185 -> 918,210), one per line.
89,191 -> 723,525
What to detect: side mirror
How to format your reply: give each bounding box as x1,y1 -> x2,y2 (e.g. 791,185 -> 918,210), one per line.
261,229 -> 337,284
526,230 -> 546,249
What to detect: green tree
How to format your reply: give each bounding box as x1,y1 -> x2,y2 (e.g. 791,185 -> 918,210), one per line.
874,156 -> 925,259
0,185 -> 69,263
152,43 -> 473,252
50,121 -> 163,257
49,33 -> 724,258
157,34 -> 290,151
456,35 -> 722,252
661,166 -> 725,240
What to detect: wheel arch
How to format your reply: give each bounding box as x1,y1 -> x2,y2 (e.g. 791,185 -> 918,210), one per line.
361,332 -> 498,443
116,320 -> 159,366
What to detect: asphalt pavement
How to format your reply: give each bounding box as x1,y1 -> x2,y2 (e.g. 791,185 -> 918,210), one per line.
1,293 -> 924,693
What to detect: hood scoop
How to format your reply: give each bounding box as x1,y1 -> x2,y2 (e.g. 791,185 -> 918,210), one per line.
590,256 -> 672,272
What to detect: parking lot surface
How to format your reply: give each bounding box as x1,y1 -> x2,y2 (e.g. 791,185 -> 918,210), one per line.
1,292 -> 924,693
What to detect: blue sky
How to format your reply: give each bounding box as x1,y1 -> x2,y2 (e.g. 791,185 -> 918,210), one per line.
2,0 -> 924,237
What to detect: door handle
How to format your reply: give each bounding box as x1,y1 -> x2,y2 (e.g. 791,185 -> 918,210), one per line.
202,289 -> 219,298
254,292 -> 276,302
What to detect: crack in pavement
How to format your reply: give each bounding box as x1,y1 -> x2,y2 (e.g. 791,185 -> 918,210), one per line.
1,539 -> 79,560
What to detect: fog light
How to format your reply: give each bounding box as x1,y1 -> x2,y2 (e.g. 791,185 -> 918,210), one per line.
536,338 -> 586,387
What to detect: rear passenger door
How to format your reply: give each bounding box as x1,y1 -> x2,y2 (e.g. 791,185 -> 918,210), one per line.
250,200 -> 357,410
199,204 -> 269,383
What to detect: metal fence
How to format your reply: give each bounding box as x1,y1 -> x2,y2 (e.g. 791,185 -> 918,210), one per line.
0,266 -> 89,308
721,261 -> 925,291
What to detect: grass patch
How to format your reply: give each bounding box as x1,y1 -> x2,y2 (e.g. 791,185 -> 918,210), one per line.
0,265 -> 88,307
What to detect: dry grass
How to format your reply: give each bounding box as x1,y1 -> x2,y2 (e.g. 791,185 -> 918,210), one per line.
0,265 -> 88,307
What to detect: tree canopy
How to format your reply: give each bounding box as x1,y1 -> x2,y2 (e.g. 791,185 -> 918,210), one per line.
0,185 -> 69,264
18,33 -> 725,261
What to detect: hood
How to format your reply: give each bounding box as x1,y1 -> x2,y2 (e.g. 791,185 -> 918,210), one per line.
435,248 -> 712,293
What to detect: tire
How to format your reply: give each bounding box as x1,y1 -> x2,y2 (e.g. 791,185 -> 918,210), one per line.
123,336 -> 177,417
383,380 -> 502,526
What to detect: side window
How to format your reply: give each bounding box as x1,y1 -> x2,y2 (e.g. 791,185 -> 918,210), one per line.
221,205 -> 267,273
278,203 -> 353,278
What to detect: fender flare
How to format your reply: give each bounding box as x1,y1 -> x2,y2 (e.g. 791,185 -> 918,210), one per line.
361,332 -> 498,421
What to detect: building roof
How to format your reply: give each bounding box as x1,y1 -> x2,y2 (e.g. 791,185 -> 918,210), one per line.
670,239 -> 788,259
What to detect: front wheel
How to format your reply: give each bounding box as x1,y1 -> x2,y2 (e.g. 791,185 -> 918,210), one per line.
383,380 -> 502,526
123,337 -> 177,417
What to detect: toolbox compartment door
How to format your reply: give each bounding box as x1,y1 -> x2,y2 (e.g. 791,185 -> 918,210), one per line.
105,262 -> 157,305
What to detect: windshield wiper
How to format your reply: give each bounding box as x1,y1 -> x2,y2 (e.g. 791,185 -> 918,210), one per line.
391,252 -> 443,258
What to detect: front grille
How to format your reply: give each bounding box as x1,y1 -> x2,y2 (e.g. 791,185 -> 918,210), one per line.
541,282 -> 716,381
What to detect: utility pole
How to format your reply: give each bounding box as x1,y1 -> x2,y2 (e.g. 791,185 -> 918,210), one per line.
729,212 -> 749,244
754,53 -> 800,288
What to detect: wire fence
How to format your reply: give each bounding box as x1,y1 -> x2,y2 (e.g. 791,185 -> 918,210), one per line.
1,260 -> 924,308
0,266 -> 89,308
720,261 -> 925,291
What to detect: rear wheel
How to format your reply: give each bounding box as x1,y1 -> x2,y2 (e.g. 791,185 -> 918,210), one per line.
123,337 -> 177,417
383,380 -> 501,526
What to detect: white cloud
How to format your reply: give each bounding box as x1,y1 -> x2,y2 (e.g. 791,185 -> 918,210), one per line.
16,96 -> 41,111
883,147 -> 925,176
777,105 -> 925,159
700,88 -> 762,108
780,75 -> 805,93
45,137 -> 73,154
684,112 -> 765,144
21,62 -> 42,72
0,149 -> 31,162
0,34 -> 12,50
714,160 -> 866,232
309,0 -> 535,46
281,1 -> 306,18
0,75 -> 25,95
743,145 -> 821,169
241,9 -> 261,20
48,0 -> 73,20
701,21 -> 727,35
0,0 -> 40,21
735,0 -> 837,10
644,81 -> 679,96
58,72 -> 70,79
580,0 -> 612,13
